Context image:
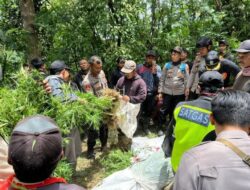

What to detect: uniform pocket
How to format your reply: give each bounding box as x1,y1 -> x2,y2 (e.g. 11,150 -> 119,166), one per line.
199,167 -> 218,179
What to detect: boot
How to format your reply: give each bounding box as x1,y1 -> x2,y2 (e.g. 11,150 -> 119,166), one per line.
142,117 -> 150,135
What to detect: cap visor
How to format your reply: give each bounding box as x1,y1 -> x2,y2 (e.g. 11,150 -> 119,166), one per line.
146,53 -> 156,57
121,68 -> 133,74
234,49 -> 250,53
171,49 -> 181,54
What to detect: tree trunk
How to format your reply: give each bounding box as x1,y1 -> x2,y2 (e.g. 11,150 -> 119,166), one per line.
108,0 -> 122,47
214,0 -> 222,11
151,0 -> 156,38
19,0 -> 40,62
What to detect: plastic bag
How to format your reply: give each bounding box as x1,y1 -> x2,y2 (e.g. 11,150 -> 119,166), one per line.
131,136 -> 165,162
116,101 -> 141,138
93,151 -> 173,190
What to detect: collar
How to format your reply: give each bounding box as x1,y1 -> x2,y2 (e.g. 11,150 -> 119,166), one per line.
172,61 -> 181,66
4,175 -> 67,190
198,95 -> 213,101
216,130 -> 249,140
206,62 -> 221,71
200,92 -> 217,98
79,69 -> 89,75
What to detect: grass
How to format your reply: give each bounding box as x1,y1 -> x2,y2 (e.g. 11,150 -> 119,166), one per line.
72,142 -> 133,189
100,149 -> 132,176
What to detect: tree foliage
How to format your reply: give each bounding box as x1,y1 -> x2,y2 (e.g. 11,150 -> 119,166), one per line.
2,0 -> 249,78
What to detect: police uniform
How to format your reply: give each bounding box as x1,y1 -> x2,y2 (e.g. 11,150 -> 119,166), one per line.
174,130 -> 250,190
171,96 -> 215,172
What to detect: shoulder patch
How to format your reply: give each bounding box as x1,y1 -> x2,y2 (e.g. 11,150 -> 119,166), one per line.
178,107 -> 210,127
165,62 -> 172,70
179,63 -> 186,73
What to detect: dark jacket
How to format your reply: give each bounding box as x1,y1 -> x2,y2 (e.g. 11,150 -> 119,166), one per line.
202,59 -> 240,87
73,69 -> 89,92
116,74 -> 147,104
219,51 -> 235,62
136,64 -> 159,95
45,75 -> 78,102
110,67 -> 123,88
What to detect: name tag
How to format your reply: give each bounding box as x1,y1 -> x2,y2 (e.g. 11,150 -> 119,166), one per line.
178,107 -> 210,127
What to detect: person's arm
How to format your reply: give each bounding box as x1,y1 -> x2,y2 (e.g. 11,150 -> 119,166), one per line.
173,152 -> 199,190
156,65 -> 162,78
186,63 -> 197,89
184,64 -> 190,87
0,137 -> 14,181
158,65 -> 167,100
222,59 -> 240,77
162,118 -> 176,157
48,78 -> 78,102
110,71 -> 117,88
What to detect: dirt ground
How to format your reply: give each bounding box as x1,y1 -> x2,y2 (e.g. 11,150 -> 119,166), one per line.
72,130 -> 158,189
72,142 -> 107,189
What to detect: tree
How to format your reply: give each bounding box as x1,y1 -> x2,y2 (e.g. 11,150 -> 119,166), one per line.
19,0 -> 41,62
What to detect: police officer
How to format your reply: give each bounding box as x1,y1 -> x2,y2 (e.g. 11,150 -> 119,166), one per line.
204,50 -> 240,87
162,71 -> 224,172
158,47 -> 189,130
186,37 -> 213,100
174,90 -> 250,190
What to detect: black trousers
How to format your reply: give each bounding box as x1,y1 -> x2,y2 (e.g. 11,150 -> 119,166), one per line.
159,94 -> 185,128
87,124 -> 108,152
188,91 -> 199,101
140,93 -> 156,118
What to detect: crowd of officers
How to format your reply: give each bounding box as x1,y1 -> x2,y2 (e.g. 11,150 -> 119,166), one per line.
1,37 -> 250,190
28,37 -> 249,161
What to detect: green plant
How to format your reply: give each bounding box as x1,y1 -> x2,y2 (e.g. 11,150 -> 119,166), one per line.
53,159 -> 74,182
100,149 -> 132,176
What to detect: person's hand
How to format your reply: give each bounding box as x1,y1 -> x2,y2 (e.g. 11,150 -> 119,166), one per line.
151,61 -> 157,74
42,79 -> 52,94
158,93 -> 163,101
185,88 -> 190,100
122,95 -> 130,102
194,53 -> 201,63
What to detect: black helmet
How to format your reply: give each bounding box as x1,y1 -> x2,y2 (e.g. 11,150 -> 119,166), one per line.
199,71 -> 224,92
218,39 -> 228,46
205,51 -> 219,68
196,37 -> 213,48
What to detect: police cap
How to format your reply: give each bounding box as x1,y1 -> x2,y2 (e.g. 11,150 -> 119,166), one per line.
196,37 -> 213,48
